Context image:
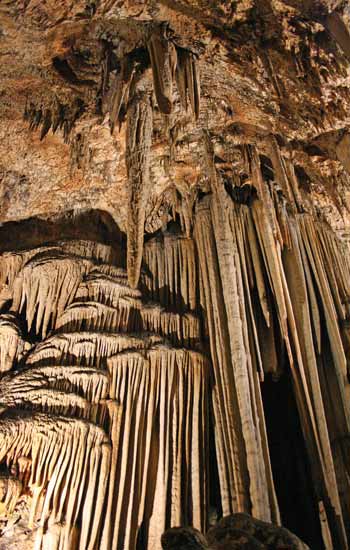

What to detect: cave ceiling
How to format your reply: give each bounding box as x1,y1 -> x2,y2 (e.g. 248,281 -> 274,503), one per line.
1,0 -> 350,236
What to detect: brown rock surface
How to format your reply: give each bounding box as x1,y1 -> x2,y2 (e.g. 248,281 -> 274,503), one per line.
207,514 -> 309,549
161,526 -> 209,549
1,1 -> 350,549
1,0 -> 350,234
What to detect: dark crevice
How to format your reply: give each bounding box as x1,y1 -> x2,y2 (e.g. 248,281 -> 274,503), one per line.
261,370 -> 324,549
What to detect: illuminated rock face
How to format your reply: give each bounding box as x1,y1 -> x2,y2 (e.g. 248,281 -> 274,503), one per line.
0,192 -> 349,550
2,1 -> 350,549
0,233 -> 209,550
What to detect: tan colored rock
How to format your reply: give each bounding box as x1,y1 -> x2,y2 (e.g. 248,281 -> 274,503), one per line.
1,1 -> 350,549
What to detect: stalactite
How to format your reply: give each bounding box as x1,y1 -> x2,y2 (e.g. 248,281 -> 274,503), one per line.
194,194 -> 279,523
0,411 -> 110,550
175,47 -> 200,119
0,251 -> 25,293
104,345 -> 209,550
0,476 -> 22,514
11,254 -> 91,338
126,90 -> 153,289
109,57 -> 135,134
147,25 -> 177,114
26,331 -> 163,367
0,313 -> 24,373
299,217 -> 348,384
267,136 -> 296,209
142,232 -> 197,312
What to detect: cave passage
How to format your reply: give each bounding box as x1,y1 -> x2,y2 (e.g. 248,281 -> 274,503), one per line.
261,371 -> 324,549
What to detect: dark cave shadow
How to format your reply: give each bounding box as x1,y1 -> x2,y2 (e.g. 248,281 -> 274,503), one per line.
261,369 -> 325,549
0,209 -> 126,260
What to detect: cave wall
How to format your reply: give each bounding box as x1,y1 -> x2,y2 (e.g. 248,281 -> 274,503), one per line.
0,180 -> 349,549
1,1 -> 350,549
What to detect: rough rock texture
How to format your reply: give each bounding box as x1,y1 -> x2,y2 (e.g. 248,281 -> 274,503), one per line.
2,0 -> 350,236
161,514 -> 310,549
207,514 -> 309,549
161,527 -> 209,549
1,1 -> 350,549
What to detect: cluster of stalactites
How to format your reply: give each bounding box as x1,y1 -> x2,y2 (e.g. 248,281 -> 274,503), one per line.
11,254 -> 91,338
146,25 -> 200,118
0,241 -> 118,339
102,345 -> 209,549
105,26 -> 200,134
105,25 -> 200,291
0,475 -> 23,514
24,97 -> 85,143
142,232 -> 197,312
0,233 -> 207,550
0,364 -> 110,418
0,411 -> 111,550
55,300 -> 200,347
0,240 -> 117,290
192,141 -> 350,547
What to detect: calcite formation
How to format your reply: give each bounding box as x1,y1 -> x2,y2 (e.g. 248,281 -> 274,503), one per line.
1,0 -> 350,549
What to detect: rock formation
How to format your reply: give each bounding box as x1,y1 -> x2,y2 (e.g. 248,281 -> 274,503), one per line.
1,0 -> 350,549
161,514 -> 311,549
